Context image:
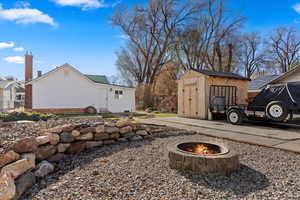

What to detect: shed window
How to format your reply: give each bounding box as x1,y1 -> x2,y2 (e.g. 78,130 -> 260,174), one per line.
114,90 -> 123,99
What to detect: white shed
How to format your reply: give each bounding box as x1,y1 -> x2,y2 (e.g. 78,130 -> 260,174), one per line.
25,63 -> 135,114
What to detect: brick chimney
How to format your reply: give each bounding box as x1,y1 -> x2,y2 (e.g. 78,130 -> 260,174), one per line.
25,53 -> 33,110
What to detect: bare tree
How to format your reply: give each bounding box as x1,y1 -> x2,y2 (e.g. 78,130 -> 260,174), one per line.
174,0 -> 244,72
239,33 -> 265,79
265,27 -> 300,73
112,0 -> 201,107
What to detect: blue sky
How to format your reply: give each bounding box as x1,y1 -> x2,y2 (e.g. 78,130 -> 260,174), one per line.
0,0 -> 300,80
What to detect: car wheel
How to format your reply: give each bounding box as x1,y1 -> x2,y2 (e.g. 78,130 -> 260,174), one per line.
266,101 -> 288,121
85,106 -> 97,114
227,109 -> 243,125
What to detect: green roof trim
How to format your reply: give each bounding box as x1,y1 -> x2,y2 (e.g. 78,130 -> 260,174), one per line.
84,74 -> 109,84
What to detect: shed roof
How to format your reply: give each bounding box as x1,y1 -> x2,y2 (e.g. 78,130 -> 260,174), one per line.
248,75 -> 280,91
84,75 -> 109,84
0,80 -> 15,89
191,69 -> 250,80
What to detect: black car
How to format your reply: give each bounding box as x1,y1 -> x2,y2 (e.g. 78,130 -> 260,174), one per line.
227,82 -> 300,125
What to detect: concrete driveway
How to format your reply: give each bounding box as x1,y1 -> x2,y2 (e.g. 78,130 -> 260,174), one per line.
139,117 -> 300,154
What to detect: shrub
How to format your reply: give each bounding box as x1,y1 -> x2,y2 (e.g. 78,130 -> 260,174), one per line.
0,112 -> 56,122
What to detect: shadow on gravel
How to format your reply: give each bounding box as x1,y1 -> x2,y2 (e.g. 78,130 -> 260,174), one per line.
21,140 -> 153,200
180,164 -> 269,197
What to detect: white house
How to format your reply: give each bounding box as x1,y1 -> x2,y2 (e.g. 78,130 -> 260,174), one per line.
24,54 -> 135,114
0,78 -> 16,112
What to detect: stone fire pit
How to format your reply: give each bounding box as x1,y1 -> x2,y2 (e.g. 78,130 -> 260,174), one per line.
167,139 -> 239,175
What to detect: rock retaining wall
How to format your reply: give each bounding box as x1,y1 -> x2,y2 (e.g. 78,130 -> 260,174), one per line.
0,120 -> 155,200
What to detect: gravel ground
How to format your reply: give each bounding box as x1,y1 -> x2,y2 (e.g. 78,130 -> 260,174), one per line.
0,117 -> 103,154
21,134 -> 300,200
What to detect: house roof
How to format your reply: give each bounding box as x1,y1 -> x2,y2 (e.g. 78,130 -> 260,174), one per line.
0,80 -> 15,89
249,75 -> 280,91
84,75 -> 109,84
268,66 -> 300,84
191,69 -> 250,80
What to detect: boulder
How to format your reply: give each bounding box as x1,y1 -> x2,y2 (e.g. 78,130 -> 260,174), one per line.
57,143 -> 71,153
76,132 -> 93,141
49,133 -> 60,145
117,138 -> 128,143
94,133 -> 110,141
0,172 -> 16,200
35,161 -> 54,177
143,135 -> 153,140
103,140 -> 115,145
0,151 -> 20,168
47,153 -> 67,163
95,125 -> 105,133
12,138 -> 38,153
1,153 -> 36,179
71,130 -> 81,137
35,135 -> 50,145
130,135 -> 143,141
62,124 -> 76,132
35,145 -> 57,161
66,142 -> 86,153
136,130 -> 148,136
119,126 -> 133,134
80,127 -> 96,134
12,171 -> 36,200
110,133 -> 120,140
85,141 -> 103,149
122,132 -> 135,139
105,127 -> 119,134
60,132 -> 74,143
116,120 -> 133,128
104,122 -> 116,127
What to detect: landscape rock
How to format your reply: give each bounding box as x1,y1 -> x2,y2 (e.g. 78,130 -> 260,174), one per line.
80,127 -> 96,134
12,138 -> 38,153
76,132 -> 93,141
62,124 -> 76,132
35,135 -> 50,145
0,151 -> 20,168
35,161 -> 54,177
130,135 -> 143,141
35,145 -> 57,161
57,143 -> 71,153
66,142 -> 86,153
110,133 -> 120,140
136,130 -> 148,136
103,140 -> 115,145
85,141 -> 103,149
1,153 -> 35,179
0,172 -> 16,200
116,120 -> 133,128
117,138 -> 128,143
94,133 -> 110,141
47,153 -> 67,163
13,171 -> 36,200
122,132 -> 135,139
104,122 -> 116,127
95,125 -> 105,133
49,133 -> 60,145
71,130 -> 81,137
120,126 -> 133,134
60,132 -> 74,143
37,127 -> 62,135
105,127 -> 119,134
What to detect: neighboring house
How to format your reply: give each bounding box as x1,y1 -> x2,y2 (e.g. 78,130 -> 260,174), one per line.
15,81 -> 25,108
0,79 -> 16,112
248,66 -> 300,101
24,53 -> 135,114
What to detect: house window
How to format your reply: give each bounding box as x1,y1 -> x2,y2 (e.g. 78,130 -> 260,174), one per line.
114,90 -> 123,99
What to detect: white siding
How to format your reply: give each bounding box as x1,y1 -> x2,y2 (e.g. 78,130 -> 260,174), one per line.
32,66 -> 135,113
277,70 -> 300,83
0,86 -> 15,111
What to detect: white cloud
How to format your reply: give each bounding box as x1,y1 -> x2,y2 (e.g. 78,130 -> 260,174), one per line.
0,41 -> 14,49
293,3 -> 300,14
4,56 -> 24,64
15,1 -> 31,8
118,34 -> 129,40
13,47 -> 25,52
52,0 -> 105,10
0,4 -> 57,26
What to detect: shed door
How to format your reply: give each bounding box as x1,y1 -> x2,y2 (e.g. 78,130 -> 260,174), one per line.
183,84 -> 198,117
